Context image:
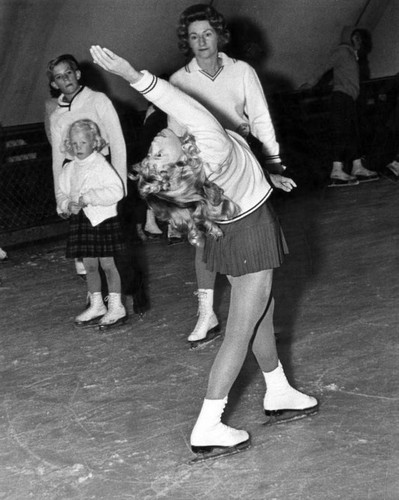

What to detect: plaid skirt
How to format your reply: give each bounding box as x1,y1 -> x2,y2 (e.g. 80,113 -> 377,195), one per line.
203,200 -> 288,277
66,211 -> 127,258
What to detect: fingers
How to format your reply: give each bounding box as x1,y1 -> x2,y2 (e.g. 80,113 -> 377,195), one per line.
90,45 -> 113,69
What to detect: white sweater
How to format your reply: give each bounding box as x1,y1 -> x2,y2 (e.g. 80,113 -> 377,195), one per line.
49,87 -> 127,194
169,53 -> 281,166
56,151 -> 124,227
132,72 -> 272,224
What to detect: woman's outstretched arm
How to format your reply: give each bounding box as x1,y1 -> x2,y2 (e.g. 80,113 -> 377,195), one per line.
90,46 -> 143,85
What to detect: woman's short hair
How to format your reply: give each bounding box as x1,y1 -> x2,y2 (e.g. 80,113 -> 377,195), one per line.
177,3 -> 231,57
46,54 -> 80,82
136,132 -> 239,246
63,119 -> 107,156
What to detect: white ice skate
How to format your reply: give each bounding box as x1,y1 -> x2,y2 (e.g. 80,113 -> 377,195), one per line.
75,292 -> 107,328
263,361 -> 319,425
98,293 -> 128,330
190,398 -> 250,464
188,289 -> 221,350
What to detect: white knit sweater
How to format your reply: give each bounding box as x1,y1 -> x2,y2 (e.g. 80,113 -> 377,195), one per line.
56,151 -> 124,227
132,72 -> 273,224
49,87 -> 127,195
169,53 -> 281,166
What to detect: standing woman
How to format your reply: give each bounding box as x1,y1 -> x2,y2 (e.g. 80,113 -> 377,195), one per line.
169,4 -> 292,348
90,46 -> 318,461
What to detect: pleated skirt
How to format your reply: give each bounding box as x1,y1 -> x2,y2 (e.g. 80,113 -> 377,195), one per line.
203,200 -> 288,277
66,211 -> 127,258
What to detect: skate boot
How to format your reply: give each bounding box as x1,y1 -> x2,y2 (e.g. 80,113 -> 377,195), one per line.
144,209 -> 163,238
351,159 -> 379,183
263,360 -> 319,425
98,293 -> 128,330
75,292 -> 107,328
190,397 -> 250,464
382,160 -> 399,182
188,289 -> 221,350
328,162 -> 359,187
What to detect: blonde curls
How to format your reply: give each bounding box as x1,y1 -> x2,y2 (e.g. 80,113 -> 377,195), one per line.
63,119 -> 107,156
136,132 -> 239,246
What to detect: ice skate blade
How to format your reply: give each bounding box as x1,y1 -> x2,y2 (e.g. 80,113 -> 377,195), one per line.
189,438 -> 250,464
355,174 -> 379,183
98,315 -> 128,331
189,326 -> 221,350
328,178 -> 359,187
263,403 -> 319,426
74,315 -> 104,329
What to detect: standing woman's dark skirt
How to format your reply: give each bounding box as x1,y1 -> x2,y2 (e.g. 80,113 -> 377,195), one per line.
203,200 -> 288,277
66,211 -> 127,259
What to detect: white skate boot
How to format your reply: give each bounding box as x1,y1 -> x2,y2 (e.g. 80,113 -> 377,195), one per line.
75,292 -> 107,328
328,161 -> 359,187
190,397 -> 250,463
263,360 -> 319,425
351,159 -> 379,182
98,293 -> 128,330
188,289 -> 221,350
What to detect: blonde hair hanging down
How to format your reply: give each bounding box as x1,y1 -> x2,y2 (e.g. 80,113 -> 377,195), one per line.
136,132 -> 239,246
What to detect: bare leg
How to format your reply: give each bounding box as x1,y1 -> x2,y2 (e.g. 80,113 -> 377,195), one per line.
83,257 -> 101,293
99,257 -> 121,293
205,269 -> 277,399
195,246 -> 216,289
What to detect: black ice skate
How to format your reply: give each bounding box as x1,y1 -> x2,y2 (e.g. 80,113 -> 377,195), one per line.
189,438 -> 251,464
263,399 -> 319,426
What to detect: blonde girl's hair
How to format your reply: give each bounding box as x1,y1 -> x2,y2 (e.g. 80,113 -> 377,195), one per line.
63,119 -> 107,156
137,132 -> 239,246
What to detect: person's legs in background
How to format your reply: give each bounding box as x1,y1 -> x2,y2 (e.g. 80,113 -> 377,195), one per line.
188,246 -> 219,347
329,91 -> 359,187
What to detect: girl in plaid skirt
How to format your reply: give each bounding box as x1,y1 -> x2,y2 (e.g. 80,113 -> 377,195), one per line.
56,119 -> 127,329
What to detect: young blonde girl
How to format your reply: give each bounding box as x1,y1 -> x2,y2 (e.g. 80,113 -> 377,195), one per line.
56,119 -> 127,329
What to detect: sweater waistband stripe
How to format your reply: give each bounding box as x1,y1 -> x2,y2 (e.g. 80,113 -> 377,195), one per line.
216,188 -> 272,224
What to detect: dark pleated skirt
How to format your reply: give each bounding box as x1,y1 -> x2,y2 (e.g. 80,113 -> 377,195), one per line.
203,200 -> 288,277
66,211 -> 127,258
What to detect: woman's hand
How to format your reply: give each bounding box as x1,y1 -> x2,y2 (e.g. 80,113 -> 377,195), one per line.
269,174 -> 297,192
89,46 -> 142,84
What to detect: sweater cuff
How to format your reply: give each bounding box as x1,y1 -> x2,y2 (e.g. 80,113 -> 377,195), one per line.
263,154 -> 281,164
130,70 -> 157,94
